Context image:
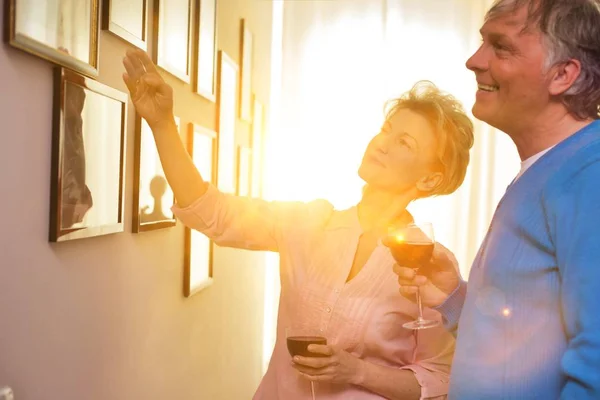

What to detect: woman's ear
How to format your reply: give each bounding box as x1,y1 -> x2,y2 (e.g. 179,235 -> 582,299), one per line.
416,172 -> 443,194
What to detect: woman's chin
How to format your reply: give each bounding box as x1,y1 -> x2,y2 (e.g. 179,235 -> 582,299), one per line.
358,164 -> 381,183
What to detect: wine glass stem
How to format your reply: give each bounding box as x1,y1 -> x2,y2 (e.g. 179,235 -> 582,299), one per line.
311,381 -> 316,400
416,287 -> 425,324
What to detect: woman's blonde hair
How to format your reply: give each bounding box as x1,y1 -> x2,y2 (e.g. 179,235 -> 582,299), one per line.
385,80 -> 475,197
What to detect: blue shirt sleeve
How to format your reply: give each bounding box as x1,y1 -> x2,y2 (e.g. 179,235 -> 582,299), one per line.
432,279 -> 467,336
547,159 -> 600,399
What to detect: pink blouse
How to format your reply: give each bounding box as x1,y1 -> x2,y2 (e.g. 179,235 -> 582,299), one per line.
172,185 -> 455,399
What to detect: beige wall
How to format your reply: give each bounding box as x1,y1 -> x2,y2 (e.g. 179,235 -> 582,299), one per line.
0,0 -> 275,399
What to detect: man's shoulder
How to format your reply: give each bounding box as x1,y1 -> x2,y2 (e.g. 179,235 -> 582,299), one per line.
543,133 -> 600,200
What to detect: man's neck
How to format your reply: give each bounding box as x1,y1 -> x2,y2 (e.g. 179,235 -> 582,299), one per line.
506,107 -> 594,160
357,186 -> 414,235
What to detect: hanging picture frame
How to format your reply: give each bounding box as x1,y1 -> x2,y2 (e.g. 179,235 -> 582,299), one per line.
102,0 -> 149,50
49,68 -> 127,242
193,0 -> 218,101
154,0 -> 194,82
184,123 -> 216,296
251,96 -> 264,197
216,50 -> 238,194
132,116 -> 179,232
236,145 -> 252,197
239,18 -> 253,122
7,0 -> 100,77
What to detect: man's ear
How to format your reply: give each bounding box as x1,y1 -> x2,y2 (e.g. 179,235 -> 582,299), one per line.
548,58 -> 581,96
416,172 -> 443,194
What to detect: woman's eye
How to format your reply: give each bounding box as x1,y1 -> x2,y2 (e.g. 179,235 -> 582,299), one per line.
396,137 -> 407,146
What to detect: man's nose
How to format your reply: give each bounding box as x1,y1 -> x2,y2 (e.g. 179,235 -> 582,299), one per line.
466,44 -> 488,73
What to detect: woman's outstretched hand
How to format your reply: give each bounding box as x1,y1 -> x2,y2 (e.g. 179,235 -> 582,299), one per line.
122,49 -> 174,129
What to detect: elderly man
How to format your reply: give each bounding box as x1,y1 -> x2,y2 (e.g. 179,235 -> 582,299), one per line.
395,0 -> 600,399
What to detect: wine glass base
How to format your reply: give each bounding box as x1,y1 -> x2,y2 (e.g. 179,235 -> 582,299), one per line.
403,319 -> 439,330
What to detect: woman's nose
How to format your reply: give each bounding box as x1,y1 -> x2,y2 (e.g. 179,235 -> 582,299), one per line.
376,136 -> 390,154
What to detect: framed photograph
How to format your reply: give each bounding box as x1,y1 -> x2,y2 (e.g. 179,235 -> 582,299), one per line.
251,97 -> 264,197
132,116 -> 179,232
49,68 -> 127,242
216,50 -> 238,194
193,0 -> 218,101
102,0 -> 148,50
239,19 -> 253,122
237,146 -> 252,197
184,123 -> 216,296
7,0 -> 100,77
154,0 -> 194,82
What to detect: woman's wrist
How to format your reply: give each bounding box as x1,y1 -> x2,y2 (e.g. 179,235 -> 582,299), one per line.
350,357 -> 368,386
149,115 -> 176,132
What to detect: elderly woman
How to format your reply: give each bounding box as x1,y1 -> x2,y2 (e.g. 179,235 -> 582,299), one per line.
122,49 -> 474,400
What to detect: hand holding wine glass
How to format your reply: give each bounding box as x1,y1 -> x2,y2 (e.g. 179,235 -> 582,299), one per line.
391,233 -> 462,309
287,326 -> 366,394
287,327 -> 327,399
384,222 -> 440,329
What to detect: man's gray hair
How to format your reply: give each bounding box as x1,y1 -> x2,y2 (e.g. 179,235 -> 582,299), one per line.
486,0 -> 600,119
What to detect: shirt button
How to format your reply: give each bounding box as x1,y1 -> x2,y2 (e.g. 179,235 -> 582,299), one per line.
326,307 -> 331,313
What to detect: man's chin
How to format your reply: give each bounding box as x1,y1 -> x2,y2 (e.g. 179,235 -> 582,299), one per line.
472,104 -> 493,124
472,107 -> 508,132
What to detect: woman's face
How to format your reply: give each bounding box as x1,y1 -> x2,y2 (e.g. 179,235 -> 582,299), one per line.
358,108 -> 442,195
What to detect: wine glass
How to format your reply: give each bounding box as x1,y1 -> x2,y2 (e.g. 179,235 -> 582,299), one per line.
386,222 -> 439,330
286,327 -> 327,400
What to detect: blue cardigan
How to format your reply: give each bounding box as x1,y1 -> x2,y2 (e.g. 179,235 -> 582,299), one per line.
437,120 -> 600,399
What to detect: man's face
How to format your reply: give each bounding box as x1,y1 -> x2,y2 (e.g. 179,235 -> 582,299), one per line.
466,6 -> 550,132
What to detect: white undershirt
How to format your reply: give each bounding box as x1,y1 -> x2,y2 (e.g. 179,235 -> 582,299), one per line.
514,145 -> 555,182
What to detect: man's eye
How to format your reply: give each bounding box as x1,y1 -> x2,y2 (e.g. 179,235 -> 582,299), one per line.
493,42 -> 508,51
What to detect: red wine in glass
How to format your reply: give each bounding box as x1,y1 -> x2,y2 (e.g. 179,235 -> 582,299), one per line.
286,328 -> 326,399
386,222 -> 439,330
287,336 -> 328,358
388,241 -> 435,271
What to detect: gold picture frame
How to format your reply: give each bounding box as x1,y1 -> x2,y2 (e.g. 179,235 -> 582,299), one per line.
236,145 -> 252,197
216,50 -> 238,194
154,0 -> 194,83
239,18 -> 253,122
132,115 -> 178,232
193,0 -> 218,101
251,96 -> 264,197
184,123 -> 216,297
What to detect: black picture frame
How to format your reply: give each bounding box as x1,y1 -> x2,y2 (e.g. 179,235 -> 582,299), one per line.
102,0 -> 149,50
